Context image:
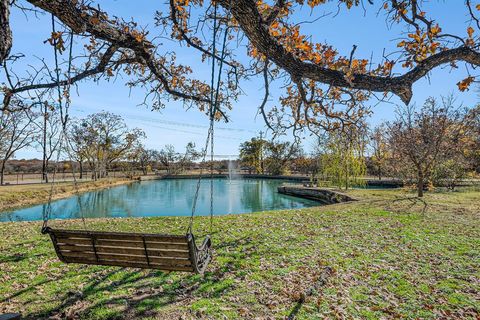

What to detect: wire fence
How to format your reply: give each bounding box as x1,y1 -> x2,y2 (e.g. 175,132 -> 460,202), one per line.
1,170 -> 149,185
0,168 -> 256,185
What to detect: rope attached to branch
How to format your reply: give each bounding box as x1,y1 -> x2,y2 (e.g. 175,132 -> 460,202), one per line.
42,17 -> 83,232
188,2 -> 230,235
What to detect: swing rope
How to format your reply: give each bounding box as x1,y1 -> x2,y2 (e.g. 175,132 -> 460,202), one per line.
188,2 -> 230,236
43,6 -> 230,239
208,2 -> 218,236
42,16 -> 81,233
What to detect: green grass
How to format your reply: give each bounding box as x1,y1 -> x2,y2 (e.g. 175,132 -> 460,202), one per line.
0,188 -> 479,319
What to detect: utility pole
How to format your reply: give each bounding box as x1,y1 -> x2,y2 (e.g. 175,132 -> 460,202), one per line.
42,101 -> 48,183
259,131 -> 264,174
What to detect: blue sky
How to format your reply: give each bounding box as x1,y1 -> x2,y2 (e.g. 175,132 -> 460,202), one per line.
3,1 -> 478,159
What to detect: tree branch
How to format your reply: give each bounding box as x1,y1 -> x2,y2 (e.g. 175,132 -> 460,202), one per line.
8,45 -> 120,94
27,0 -> 211,104
218,0 -> 480,104
169,0 -> 238,70
0,0 -> 12,64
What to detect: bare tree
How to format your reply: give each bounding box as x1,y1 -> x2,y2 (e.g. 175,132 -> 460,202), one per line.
432,105 -> 479,190
129,145 -> 159,175
158,142 -> 199,174
68,121 -> 87,179
387,96 -> 464,197
70,112 -> 145,180
177,142 -> 200,173
465,105 -> 480,173
0,109 -> 38,184
29,101 -> 62,183
158,145 -> 178,174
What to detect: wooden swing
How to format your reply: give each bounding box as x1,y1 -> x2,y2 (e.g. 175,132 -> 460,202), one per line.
42,8 -> 228,274
42,228 -> 212,273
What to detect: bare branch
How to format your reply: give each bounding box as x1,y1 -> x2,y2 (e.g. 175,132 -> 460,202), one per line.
27,0 -> 211,104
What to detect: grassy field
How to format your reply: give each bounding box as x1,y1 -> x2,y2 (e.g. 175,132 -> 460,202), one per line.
0,179 -> 133,212
0,187 -> 479,319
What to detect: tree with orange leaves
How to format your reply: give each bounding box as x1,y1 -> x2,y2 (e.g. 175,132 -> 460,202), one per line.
1,1 -> 480,135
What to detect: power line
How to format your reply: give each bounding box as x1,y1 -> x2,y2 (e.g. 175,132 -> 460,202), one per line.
129,114 -> 257,133
144,123 -> 243,141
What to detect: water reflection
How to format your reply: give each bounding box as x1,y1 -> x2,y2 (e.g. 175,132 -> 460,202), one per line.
0,179 -> 320,222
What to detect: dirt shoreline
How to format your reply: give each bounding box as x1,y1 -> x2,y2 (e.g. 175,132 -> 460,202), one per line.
0,178 -> 135,213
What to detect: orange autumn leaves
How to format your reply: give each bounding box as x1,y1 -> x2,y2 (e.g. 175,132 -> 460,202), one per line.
258,1 -> 479,95
456,25 -> 478,91
253,3 -> 393,79
46,31 -> 66,53
169,0 -> 480,100
457,76 -> 475,92
397,24 -> 442,68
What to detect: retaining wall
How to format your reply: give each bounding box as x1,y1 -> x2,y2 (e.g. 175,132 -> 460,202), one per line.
277,186 -> 358,204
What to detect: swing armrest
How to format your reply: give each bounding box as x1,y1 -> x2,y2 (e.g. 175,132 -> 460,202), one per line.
198,235 -> 211,252
41,226 -> 53,235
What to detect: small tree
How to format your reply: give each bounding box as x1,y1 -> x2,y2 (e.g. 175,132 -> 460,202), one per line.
158,144 -> 178,174
369,124 -> 390,180
264,140 -> 300,175
322,125 -> 367,190
388,96 -> 466,197
129,145 -> 159,175
177,142 -> 200,173
292,151 -> 314,176
465,106 -> 480,174
30,102 -> 62,183
239,137 -> 267,174
69,121 -> 88,179
432,106 -> 478,190
432,159 -> 469,191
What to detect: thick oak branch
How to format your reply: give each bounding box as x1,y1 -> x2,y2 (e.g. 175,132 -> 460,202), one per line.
219,0 -> 480,104
0,0 -> 12,64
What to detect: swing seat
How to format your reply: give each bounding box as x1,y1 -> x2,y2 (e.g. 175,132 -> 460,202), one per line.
42,228 -> 212,274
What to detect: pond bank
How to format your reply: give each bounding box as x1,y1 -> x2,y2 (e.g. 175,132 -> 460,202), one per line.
142,174 -> 404,187
0,178 -> 134,213
278,185 -> 358,204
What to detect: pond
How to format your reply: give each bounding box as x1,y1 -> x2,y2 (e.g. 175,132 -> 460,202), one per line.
0,178 -> 321,222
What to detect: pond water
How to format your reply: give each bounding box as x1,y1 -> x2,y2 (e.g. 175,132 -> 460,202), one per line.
0,178 -> 321,222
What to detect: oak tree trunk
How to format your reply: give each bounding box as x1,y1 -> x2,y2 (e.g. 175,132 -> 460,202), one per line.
79,161 -> 83,179
417,171 -> 424,197
0,160 -> 6,185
